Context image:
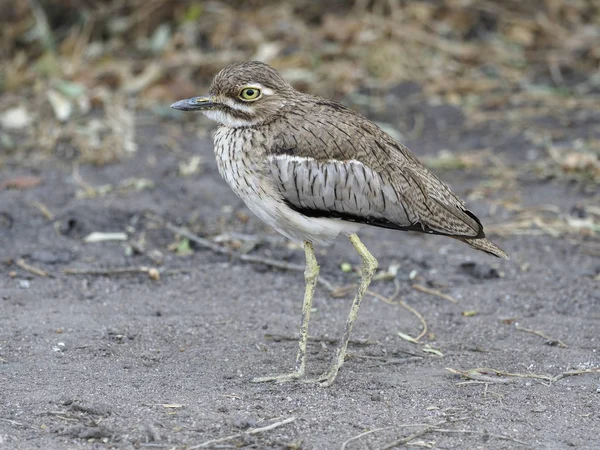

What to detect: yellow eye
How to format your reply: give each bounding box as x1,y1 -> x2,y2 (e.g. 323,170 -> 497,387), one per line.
239,87 -> 261,101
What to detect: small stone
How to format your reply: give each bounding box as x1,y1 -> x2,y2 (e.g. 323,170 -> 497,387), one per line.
53,342 -> 67,352
370,393 -> 383,402
147,268 -> 160,280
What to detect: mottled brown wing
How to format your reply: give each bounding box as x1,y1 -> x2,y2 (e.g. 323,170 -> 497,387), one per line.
267,100 -> 485,238
268,154 -> 483,238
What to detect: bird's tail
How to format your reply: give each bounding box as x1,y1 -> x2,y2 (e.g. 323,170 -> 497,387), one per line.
457,237 -> 509,259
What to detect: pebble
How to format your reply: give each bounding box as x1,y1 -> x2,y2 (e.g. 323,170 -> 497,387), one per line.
370,393 -> 383,402
53,342 -> 67,352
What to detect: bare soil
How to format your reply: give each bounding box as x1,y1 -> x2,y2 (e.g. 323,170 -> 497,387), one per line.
1,99 -> 599,449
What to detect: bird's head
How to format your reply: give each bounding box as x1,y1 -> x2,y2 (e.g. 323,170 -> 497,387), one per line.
171,61 -> 294,128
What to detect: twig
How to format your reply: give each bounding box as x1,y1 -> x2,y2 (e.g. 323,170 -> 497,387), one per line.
447,367 -> 600,384
515,324 -> 568,348
163,221 -> 335,291
351,354 -> 423,367
188,416 -> 295,449
380,424 -> 442,450
15,259 -> 48,277
432,428 -> 527,445
30,201 -> 54,220
412,284 -> 458,303
342,422 -> 444,450
264,333 -> 376,347
377,421 -> 527,449
0,417 -> 24,426
63,266 -> 159,280
455,380 -> 490,386
398,300 -> 428,341
368,279 -> 428,341
446,367 -> 512,384
551,368 -> 600,382
340,426 -> 395,450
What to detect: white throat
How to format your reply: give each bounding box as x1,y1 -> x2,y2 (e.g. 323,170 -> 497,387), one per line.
202,109 -> 259,128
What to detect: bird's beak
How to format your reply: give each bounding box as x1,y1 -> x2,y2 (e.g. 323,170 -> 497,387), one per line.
170,96 -> 217,111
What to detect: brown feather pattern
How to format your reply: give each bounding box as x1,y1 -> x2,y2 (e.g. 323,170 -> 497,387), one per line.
200,61 -> 508,259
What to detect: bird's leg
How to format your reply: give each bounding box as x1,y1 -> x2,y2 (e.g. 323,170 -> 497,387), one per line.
311,233 -> 378,387
251,240 -> 319,383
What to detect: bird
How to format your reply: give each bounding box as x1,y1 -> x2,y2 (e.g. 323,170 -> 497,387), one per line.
171,61 -> 508,387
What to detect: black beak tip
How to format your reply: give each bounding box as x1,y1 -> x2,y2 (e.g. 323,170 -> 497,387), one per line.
170,99 -> 193,111
170,96 -> 214,111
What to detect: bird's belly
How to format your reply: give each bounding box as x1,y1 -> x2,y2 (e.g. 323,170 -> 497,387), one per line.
239,185 -> 360,245
214,133 -> 360,245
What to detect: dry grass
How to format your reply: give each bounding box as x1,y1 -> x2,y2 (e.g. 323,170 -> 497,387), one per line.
0,0 -> 598,178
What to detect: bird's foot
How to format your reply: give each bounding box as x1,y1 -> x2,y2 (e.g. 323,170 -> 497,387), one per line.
251,370 -> 304,384
252,366 -> 341,387
304,366 -> 340,387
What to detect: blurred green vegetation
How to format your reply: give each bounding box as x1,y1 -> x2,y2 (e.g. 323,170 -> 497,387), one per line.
0,0 -> 598,179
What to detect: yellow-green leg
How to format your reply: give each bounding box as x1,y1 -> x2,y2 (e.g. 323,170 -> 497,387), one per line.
252,240 -> 320,383
310,233 -> 378,387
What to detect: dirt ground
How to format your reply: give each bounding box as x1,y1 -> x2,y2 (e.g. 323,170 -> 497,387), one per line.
1,93 -> 599,450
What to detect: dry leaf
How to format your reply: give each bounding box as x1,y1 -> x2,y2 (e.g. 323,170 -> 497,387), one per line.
0,175 -> 42,190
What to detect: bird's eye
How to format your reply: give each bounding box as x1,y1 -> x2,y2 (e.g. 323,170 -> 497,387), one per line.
239,87 -> 261,101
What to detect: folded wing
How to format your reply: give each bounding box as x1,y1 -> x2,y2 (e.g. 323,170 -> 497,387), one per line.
268,152 -> 484,238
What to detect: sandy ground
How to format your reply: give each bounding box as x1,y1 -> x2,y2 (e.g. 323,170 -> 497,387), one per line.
1,98 -> 599,449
